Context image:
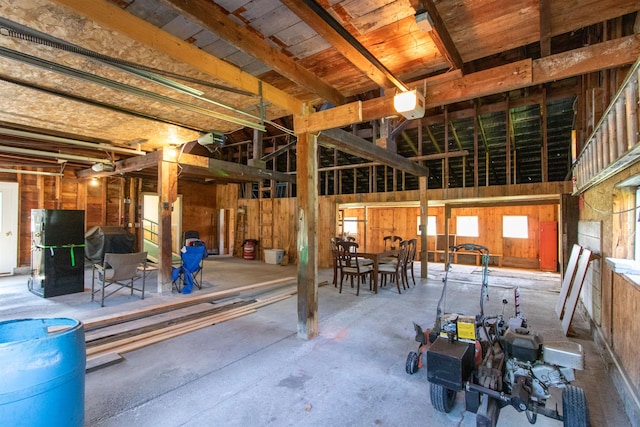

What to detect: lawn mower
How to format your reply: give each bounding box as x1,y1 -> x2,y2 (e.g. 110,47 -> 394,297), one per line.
406,243 -> 589,427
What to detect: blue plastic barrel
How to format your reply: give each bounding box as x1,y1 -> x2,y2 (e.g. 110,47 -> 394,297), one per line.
0,318 -> 86,427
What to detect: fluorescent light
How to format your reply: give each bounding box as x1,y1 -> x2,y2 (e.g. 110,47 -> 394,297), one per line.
393,90 -> 425,120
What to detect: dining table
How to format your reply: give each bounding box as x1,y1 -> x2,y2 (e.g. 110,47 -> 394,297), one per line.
357,249 -> 399,294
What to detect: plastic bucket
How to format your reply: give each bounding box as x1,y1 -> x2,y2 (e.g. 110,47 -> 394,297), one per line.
0,318 -> 86,427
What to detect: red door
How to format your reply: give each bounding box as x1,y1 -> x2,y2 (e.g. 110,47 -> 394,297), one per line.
539,221 -> 558,271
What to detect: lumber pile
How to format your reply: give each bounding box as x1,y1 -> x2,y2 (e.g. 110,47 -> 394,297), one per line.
85,277 -> 296,372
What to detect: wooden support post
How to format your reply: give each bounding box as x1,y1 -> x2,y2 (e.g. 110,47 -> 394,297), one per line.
157,156 -> 177,295
444,205 -> 451,263
506,99 -> 511,185
541,89 -> 548,182
473,103 -> 479,189
444,107 -> 449,189
296,132 -> 318,340
420,176 -> 428,278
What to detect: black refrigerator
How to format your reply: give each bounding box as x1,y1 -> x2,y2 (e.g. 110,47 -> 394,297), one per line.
29,209 -> 85,298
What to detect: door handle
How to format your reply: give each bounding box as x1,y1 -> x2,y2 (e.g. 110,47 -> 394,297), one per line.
5,231 -> 12,236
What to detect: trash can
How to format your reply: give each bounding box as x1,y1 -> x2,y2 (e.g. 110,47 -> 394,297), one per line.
0,318 -> 86,427
242,239 -> 258,260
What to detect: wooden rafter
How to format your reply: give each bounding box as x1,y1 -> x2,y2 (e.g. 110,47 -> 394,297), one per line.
418,0 -> 464,70
540,0 -> 552,57
317,128 -> 428,176
52,0 -> 303,115
296,34 -> 640,134
164,0 -> 345,106
77,150 -> 296,183
281,0 -> 402,90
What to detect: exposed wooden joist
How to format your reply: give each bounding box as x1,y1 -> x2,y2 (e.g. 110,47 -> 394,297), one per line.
317,128 -> 428,176
52,0 -> 304,114
281,0 -> 402,90
318,150 -> 468,172
540,0 -> 552,57
77,150 -> 296,183
164,0 -> 345,106
419,0 -> 464,70
296,34 -> 640,134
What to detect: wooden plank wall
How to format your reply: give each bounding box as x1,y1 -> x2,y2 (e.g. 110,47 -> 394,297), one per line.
179,181 -> 217,250
580,158 -> 640,403
449,205 -> 557,269
612,273 -> 640,397
322,202 -> 556,270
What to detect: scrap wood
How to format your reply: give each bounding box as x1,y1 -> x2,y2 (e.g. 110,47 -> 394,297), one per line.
86,308 -> 257,362
82,276 -> 296,330
85,285 -> 298,369
86,304 -> 257,355
85,352 -> 123,373
85,299 -> 256,345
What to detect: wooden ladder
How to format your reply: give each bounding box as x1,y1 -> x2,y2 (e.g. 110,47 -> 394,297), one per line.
260,199 -> 273,253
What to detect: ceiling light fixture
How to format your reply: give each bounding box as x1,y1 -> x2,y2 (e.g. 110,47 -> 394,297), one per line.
393,89 -> 425,120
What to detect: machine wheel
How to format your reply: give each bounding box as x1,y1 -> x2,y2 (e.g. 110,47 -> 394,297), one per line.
430,383 -> 456,413
562,385 -> 589,427
405,351 -> 419,374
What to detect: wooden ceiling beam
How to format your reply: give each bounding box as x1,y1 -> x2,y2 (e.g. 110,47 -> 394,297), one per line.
418,0 -> 464,70
281,0 -> 401,90
317,128 -> 428,176
52,0 -> 303,114
164,0 -> 344,106
295,34 -> 640,134
77,150 -> 296,183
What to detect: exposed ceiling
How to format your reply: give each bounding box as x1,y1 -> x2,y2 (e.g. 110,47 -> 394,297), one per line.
0,0 -> 638,184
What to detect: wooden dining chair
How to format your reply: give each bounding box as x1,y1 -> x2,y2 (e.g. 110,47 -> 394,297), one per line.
381,235 -> 402,264
330,237 -> 344,287
403,238 -> 417,287
383,235 -> 403,250
379,241 -> 407,294
336,241 -> 373,296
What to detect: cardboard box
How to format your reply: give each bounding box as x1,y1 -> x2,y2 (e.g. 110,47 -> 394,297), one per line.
264,249 -> 284,264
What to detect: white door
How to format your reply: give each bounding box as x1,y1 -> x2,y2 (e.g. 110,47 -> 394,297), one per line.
0,182 -> 18,275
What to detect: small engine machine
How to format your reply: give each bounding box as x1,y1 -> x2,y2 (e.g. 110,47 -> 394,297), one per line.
407,244 -> 589,427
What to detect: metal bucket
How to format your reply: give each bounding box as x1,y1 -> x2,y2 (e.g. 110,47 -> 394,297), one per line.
0,318 -> 86,427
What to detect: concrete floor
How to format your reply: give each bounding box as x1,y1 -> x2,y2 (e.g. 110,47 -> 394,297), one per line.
0,257 -> 631,427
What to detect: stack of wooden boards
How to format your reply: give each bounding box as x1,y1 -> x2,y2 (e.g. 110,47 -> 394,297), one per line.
84,277 -> 297,372
556,244 -> 595,336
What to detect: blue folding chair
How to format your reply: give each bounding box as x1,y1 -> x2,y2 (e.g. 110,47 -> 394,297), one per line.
172,244 -> 207,294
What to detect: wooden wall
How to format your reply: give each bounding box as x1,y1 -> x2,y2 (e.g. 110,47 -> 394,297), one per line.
581,160 -> 640,402
7,173 -> 567,275
334,203 -> 557,270
612,272 -> 640,397
448,205 -> 558,269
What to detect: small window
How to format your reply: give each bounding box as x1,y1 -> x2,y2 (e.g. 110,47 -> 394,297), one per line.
418,216 -> 436,235
343,217 -> 358,236
503,216 -> 528,238
456,216 -> 479,237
